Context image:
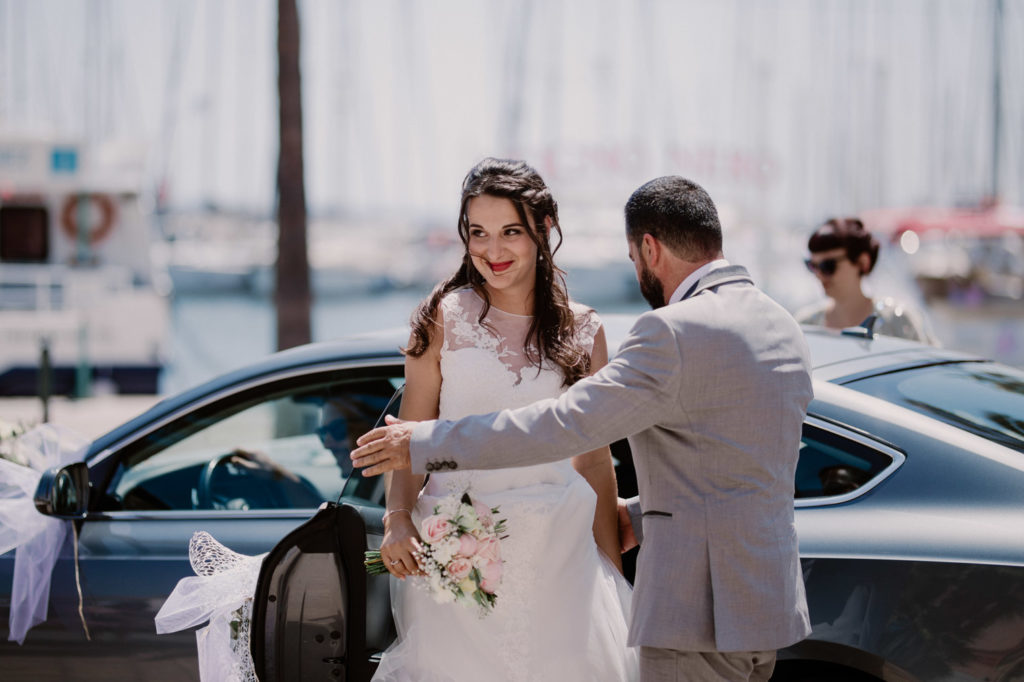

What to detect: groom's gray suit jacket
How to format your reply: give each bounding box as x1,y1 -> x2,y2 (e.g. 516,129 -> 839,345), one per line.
409,265 -> 814,653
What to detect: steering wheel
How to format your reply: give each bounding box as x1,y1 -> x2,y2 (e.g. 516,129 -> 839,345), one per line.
197,452 -> 242,509
196,450 -> 327,510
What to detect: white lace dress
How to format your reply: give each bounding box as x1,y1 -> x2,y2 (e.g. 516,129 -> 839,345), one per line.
372,288 -> 638,682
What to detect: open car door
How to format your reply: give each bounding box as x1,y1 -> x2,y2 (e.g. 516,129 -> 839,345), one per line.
250,386 -> 402,681
249,501 -> 393,682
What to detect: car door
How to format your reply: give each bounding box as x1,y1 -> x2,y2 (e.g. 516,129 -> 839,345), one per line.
249,499 -> 393,682
249,387 -> 402,682
1,360 -> 403,682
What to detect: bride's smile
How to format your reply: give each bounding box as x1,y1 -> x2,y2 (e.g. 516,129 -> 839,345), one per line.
486,259 -> 513,274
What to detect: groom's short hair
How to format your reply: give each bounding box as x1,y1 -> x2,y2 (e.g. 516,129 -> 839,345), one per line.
625,176 -> 723,261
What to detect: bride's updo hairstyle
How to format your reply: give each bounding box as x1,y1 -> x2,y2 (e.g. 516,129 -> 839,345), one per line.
405,157 -> 591,386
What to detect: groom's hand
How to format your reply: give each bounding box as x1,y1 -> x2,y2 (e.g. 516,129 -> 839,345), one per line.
617,498 -> 638,552
351,415 -> 416,476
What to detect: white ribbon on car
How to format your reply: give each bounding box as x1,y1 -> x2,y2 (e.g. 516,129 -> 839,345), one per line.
155,531 -> 266,682
0,424 -> 90,644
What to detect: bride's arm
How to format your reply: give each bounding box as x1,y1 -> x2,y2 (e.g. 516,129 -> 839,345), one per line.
571,326 -> 623,573
380,325 -> 441,578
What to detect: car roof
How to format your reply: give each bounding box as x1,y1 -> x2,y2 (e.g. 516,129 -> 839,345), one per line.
799,327 -> 982,382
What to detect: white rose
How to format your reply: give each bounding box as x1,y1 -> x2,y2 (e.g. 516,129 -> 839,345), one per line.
437,496 -> 461,518
460,511 -> 485,534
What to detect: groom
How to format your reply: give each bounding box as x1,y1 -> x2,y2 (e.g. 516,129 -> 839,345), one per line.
352,176 -> 813,682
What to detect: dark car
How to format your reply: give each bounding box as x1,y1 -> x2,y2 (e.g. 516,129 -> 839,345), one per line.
4,321 -> 1024,681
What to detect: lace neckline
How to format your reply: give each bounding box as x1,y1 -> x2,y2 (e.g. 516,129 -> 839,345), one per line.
470,289 -> 533,319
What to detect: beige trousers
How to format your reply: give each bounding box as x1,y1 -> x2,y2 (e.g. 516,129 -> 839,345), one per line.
639,647 -> 777,682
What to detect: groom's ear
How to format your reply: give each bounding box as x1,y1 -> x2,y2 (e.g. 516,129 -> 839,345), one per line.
642,232 -> 663,266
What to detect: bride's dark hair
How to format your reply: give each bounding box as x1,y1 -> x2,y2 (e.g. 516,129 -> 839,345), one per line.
405,157 -> 591,386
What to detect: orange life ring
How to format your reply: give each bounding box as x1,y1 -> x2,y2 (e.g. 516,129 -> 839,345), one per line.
60,194 -> 117,244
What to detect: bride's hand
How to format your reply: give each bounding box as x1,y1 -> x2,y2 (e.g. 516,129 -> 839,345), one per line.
380,512 -> 423,579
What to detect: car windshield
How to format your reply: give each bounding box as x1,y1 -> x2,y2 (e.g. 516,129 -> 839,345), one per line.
843,361 -> 1024,453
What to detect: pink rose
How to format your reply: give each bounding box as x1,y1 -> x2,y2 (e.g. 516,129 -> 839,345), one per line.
473,501 -> 494,527
475,535 -> 501,562
458,533 -> 479,558
421,514 -> 453,544
446,557 -> 473,581
480,560 -> 503,594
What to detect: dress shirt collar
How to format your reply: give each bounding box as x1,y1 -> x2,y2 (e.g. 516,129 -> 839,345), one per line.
668,259 -> 731,305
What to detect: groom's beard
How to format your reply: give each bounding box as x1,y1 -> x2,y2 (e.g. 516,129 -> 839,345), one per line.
638,260 -> 666,309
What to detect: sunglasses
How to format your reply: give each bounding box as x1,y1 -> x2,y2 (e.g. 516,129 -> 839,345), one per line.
316,419 -> 348,443
804,257 -> 844,276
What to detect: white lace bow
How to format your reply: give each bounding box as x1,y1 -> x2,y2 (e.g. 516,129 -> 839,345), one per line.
155,531 -> 265,682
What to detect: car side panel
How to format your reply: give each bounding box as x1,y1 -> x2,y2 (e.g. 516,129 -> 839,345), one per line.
786,557 -> 1024,681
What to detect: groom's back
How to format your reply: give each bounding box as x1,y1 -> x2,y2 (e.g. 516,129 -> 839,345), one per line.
666,279 -> 812,473
627,277 -> 814,654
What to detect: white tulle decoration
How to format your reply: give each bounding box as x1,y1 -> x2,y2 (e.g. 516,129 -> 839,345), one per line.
155,531 -> 265,682
0,424 -> 89,644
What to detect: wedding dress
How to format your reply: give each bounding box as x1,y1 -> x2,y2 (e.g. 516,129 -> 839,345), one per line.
372,288 -> 638,682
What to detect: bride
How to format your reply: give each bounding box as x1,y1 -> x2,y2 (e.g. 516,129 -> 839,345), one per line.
372,158 -> 637,681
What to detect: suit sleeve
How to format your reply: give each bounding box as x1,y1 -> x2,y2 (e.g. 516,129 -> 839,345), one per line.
409,312 -> 682,474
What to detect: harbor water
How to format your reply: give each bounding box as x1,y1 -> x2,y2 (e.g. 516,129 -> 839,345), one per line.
162,288 -> 651,396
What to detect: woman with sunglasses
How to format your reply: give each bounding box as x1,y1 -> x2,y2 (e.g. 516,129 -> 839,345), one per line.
796,217 -> 937,344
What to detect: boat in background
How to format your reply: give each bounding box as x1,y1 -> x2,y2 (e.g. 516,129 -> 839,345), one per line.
154,214 -> 404,298
862,203 -> 1024,302
0,134 -> 170,396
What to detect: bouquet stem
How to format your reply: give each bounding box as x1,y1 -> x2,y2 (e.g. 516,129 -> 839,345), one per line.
364,550 -> 389,576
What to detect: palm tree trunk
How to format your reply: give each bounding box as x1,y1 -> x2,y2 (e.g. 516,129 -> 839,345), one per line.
275,0 -> 311,350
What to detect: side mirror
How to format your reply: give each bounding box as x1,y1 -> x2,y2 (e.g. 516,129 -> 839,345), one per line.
34,462 -> 90,518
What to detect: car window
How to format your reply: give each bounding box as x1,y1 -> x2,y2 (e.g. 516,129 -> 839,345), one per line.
843,362 -> 1024,453
100,370 -> 403,512
795,420 -> 901,502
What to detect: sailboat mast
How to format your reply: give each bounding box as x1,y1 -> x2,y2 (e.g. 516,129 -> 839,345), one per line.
992,0 -> 1003,201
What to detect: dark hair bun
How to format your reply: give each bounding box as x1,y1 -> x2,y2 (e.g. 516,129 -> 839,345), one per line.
808,217 -> 879,274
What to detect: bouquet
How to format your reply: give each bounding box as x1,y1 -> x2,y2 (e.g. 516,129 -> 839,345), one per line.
365,491 -> 507,615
